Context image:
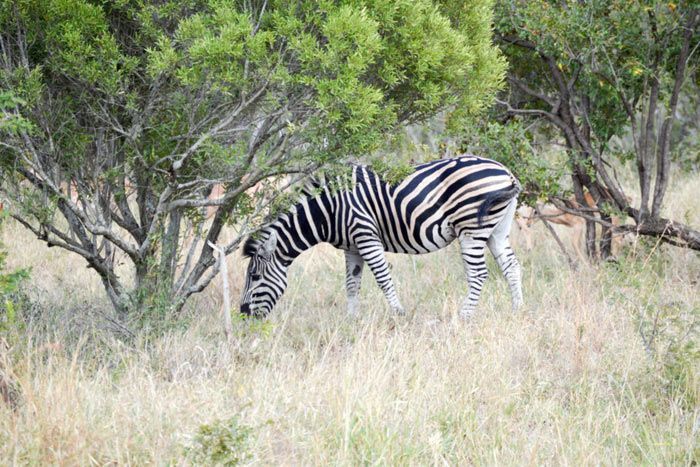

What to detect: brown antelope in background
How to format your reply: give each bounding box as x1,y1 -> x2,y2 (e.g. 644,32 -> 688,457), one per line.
515,191 -> 630,260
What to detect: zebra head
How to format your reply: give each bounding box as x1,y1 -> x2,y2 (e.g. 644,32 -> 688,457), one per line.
240,231 -> 289,317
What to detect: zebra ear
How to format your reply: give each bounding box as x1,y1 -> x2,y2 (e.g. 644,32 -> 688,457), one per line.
260,232 -> 277,259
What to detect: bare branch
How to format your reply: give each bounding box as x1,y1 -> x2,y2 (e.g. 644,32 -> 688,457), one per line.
207,241 -> 234,342
507,77 -> 557,107
533,205 -> 578,269
170,81 -> 271,173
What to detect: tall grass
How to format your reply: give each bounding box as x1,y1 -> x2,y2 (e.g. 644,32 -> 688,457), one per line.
0,177 -> 698,465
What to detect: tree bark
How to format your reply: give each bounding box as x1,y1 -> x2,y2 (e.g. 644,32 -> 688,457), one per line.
160,208 -> 182,292
600,213 -> 613,259
629,212 -> 700,251
572,171 -> 598,259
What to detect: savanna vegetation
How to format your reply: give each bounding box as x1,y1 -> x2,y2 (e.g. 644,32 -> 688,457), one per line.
0,0 -> 504,317
0,0 -> 698,465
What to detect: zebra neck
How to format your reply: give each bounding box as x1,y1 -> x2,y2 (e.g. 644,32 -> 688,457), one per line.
270,194 -> 333,261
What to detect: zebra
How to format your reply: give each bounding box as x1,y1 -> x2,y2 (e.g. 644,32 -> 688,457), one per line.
240,155 -> 523,319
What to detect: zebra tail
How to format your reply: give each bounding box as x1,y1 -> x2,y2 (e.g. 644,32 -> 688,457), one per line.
477,179 -> 522,227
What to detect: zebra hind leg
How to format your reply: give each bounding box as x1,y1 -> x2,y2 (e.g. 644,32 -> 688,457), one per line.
458,235 -> 489,319
487,198 -> 523,311
488,241 -> 523,312
344,250 -> 364,316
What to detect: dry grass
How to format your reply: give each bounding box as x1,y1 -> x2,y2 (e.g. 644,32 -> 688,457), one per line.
0,176 -> 698,465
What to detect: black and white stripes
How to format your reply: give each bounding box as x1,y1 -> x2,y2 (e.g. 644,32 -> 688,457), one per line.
240,155 -> 523,318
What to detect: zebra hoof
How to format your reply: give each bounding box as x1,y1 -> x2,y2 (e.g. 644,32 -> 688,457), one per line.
392,305 -> 406,316
346,304 -> 360,317
511,297 -> 524,312
459,310 -> 475,320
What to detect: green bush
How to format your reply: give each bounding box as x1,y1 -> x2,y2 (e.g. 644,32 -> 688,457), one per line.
186,417 -> 253,466
0,224 -> 29,339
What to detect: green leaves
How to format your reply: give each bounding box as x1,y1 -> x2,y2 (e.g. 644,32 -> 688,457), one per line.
0,216 -> 29,337
495,0 -> 695,147
42,0 -> 136,93
461,120 -> 566,205
321,5 -> 382,74
146,35 -> 179,78
0,92 -> 34,136
172,7 -> 254,89
186,417 -> 253,466
142,0 -> 504,161
1,0 -> 507,210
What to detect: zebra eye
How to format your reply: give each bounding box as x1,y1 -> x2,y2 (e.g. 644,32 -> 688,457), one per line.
251,274 -> 261,281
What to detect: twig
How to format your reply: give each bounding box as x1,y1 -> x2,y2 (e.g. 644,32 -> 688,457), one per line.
207,241 -> 234,343
534,205 -> 578,270
93,308 -> 136,340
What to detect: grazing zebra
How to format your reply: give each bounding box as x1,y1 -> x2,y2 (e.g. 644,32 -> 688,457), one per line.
240,155 -> 523,319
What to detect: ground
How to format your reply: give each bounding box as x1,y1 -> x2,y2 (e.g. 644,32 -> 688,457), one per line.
0,176 -> 698,465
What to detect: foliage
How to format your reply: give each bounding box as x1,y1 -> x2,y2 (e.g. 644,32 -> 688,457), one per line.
0,0 -> 505,318
232,312 -> 275,338
460,119 -> 566,205
492,0 -> 700,255
368,157 -> 417,186
186,417 -> 253,466
0,218 -> 29,338
495,0 -> 697,146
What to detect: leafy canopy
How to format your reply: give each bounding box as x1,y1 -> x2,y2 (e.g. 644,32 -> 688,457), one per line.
495,0 -> 698,152
1,0 -> 505,173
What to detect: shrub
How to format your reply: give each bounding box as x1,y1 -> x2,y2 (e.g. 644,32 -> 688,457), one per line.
186,417 -> 253,466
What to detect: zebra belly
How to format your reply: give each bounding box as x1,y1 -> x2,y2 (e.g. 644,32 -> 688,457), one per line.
380,220 -> 456,254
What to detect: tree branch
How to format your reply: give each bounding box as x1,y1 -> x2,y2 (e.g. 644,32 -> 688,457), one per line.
651,9 -> 699,217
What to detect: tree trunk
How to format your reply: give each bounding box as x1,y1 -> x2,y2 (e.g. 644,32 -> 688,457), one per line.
160,209 -> 182,293
600,214 -> 613,259
99,273 -> 129,318
572,168 -> 598,259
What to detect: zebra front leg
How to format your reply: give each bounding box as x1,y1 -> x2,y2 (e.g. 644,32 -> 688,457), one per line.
458,236 -> 489,319
344,250 -> 364,316
357,238 -> 405,315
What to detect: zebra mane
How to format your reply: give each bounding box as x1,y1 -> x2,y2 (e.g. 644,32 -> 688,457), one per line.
242,236 -> 259,258
242,227 -> 277,258
241,168 -> 356,259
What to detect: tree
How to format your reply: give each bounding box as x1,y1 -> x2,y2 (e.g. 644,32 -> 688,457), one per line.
493,0 -> 700,257
0,0 -> 505,317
